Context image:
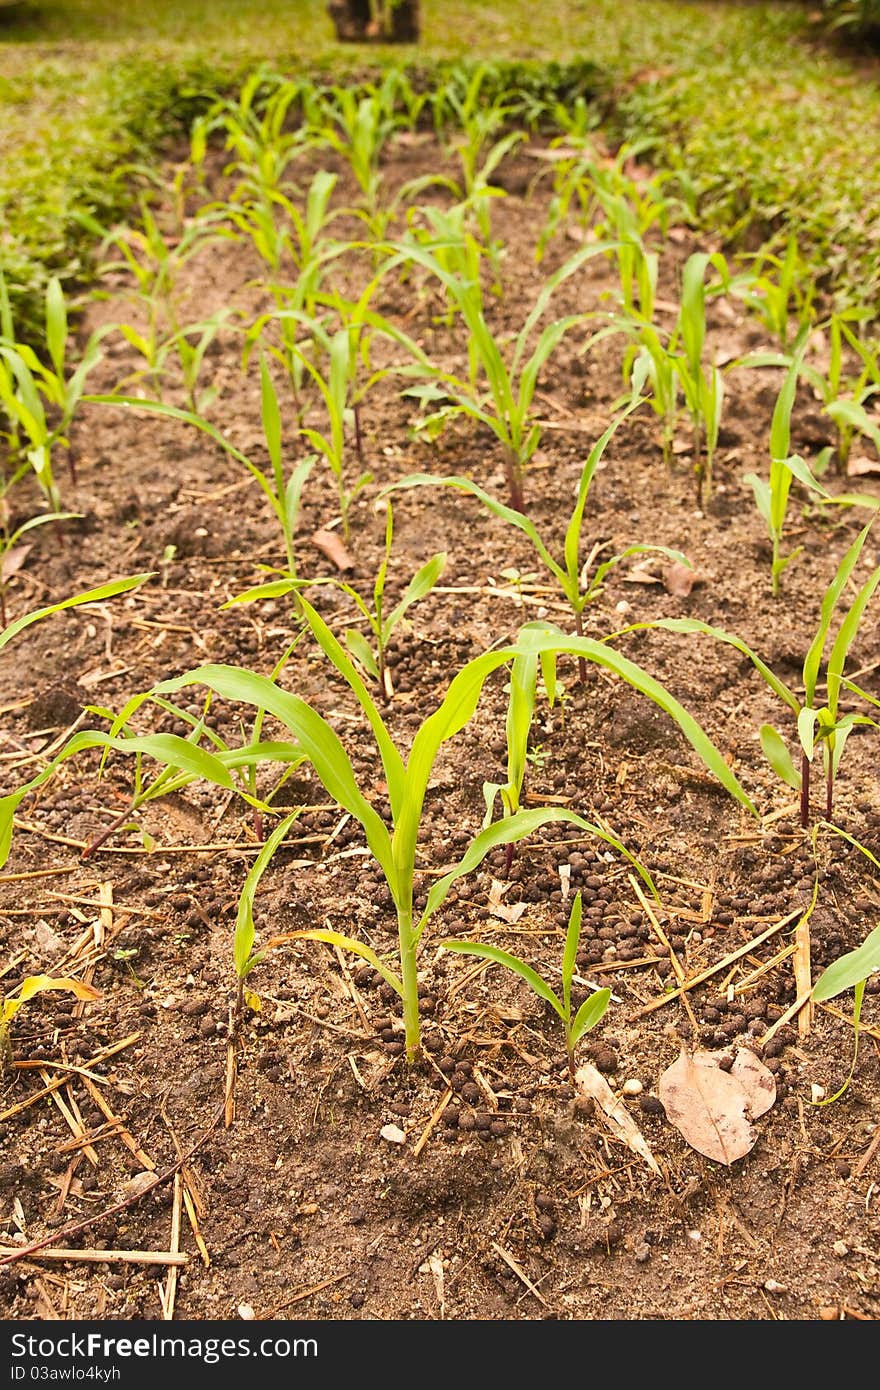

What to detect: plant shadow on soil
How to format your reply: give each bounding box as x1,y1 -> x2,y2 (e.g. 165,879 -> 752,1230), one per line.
0,127 -> 879,1323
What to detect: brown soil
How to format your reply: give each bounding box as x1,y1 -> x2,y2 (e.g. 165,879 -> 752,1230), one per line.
1,128 -> 879,1326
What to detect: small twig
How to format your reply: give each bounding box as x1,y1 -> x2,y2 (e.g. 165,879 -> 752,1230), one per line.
160,1173 -> 183,1320
7,1248 -> 189,1268
412,1088 -> 453,1159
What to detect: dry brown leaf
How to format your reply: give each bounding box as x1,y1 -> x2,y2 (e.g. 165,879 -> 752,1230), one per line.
662,561 -> 700,598
846,455 -> 880,478
487,879 -> 527,924
575,1063 -> 661,1174
311,529 -> 354,572
657,1047 -> 776,1164
1,545 -> 32,583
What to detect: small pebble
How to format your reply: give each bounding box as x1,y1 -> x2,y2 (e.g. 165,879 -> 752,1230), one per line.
832,1241 -> 849,1257
380,1124 -> 406,1145
621,1078 -> 643,1096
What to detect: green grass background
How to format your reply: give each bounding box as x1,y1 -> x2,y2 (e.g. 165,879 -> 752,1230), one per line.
1,1 -> 878,337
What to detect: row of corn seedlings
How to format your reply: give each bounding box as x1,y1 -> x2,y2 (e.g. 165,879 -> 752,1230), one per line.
1,65 -> 879,1085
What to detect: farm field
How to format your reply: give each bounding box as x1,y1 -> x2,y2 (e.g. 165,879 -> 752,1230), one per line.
1,1 -> 879,1327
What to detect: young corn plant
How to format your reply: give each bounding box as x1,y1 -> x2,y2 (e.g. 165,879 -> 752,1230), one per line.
97,195 -> 232,401
743,336 -> 831,596
616,520 -> 880,827
58,605 -> 755,1064
730,235 -> 818,350
442,891 -> 610,1079
87,354 -> 315,578
226,170 -> 356,412
310,76 -> 409,244
732,311 -> 880,476
390,231 -> 618,511
0,271 -> 106,511
673,252 -> 729,507
382,402 -> 688,682
224,499 -> 447,705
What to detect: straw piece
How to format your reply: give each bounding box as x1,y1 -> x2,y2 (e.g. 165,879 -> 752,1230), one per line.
632,911 -> 797,1017
79,1075 -> 155,1171
490,1242 -> 549,1308
39,1073 -> 99,1167
7,1248 -> 189,1267
412,1088 -> 453,1159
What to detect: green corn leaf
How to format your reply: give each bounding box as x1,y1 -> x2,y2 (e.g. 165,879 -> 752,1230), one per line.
343,628 -> 380,680
797,707 -> 818,762
570,987 -> 612,1048
296,595 -> 406,815
45,277 -> 67,380
441,939 -> 564,1018
760,724 -> 801,789
627,616 -> 798,716
803,521 -> 873,703
291,929 -> 403,997
812,925 -> 880,1002
770,338 -> 807,463
260,353 -> 283,484
0,574 -> 153,655
382,551 -> 447,641
825,555 -> 880,716
380,473 -> 561,586
826,399 -> 880,455
234,812 -> 299,979
561,891 -> 583,1020
563,403 -> 643,588
418,804 -> 657,942
154,663 -> 396,889
782,453 -> 830,499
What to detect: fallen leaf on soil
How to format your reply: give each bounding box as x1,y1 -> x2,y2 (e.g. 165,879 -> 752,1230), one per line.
488,878 -> 527,923
575,1063 -> 661,1174
657,1047 -> 776,1164
311,528 -> 354,572
662,561 -> 701,597
1,544 -> 32,582
846,455 -> 880,478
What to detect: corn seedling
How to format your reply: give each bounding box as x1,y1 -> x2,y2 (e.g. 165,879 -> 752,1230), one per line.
390,232 -> 617,511
79,604 -> 754,1063
673,251 -> 729,507
310,76 -> 411,243
442,892 -> 610,1078
734,312 -> 880,475
0,271 -> 106,510
194,70 -> 316,210
224,500 -> 447,705
383,401 -> 688,682
87,355 -> 315,578
97,196 -> 232,400
617,520 -> 880,827
730,235 -> 817,350
742,336 -> 831,596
